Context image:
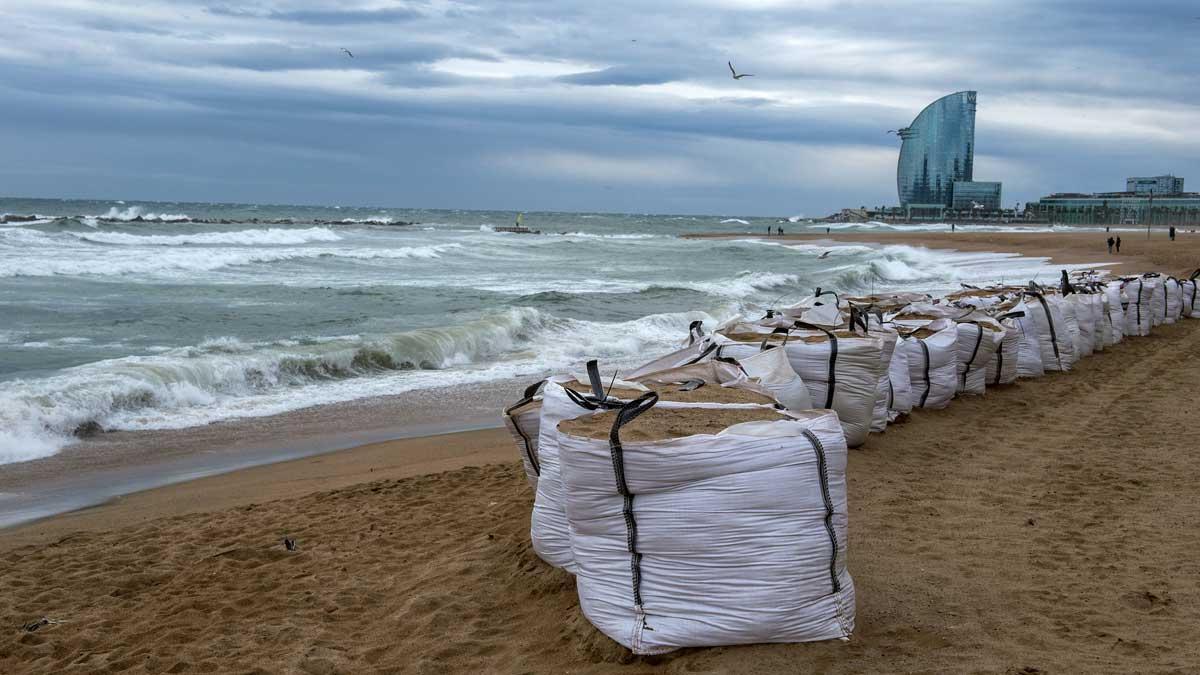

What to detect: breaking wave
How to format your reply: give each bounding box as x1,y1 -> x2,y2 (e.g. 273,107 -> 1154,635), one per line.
0,306 -> 717,464
68,227 -> 344,246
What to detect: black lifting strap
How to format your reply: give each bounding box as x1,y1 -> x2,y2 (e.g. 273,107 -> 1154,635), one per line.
960,321 -> 984,390
802,428 -> 841,594
608,392 -> 659,608
1025,290 -> 1062,368
687,320 -> 705,346
759,326 -> 791,351
918,339 -> 933,407
504,379 -> 547,475
794,321 -> 838,409
586,359 -> 606,400
683,341 -> 721,366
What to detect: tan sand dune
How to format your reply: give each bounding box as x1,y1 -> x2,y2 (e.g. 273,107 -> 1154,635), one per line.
3,320 -> 1199,673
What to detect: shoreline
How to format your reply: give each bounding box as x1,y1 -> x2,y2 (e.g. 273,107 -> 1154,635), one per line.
686,230 -> 1200,275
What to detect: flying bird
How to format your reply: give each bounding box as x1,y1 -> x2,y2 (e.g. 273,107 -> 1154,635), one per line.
728,61 -> 754,79
817,251 -> 832,259
340,48 -> 354,58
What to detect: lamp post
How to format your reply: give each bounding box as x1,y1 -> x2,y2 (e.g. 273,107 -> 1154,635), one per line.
1146,189 -> 1154,240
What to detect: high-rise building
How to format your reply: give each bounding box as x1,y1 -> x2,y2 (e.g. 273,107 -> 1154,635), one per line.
896,91 -> 977,207
1126,175 -> 1184,195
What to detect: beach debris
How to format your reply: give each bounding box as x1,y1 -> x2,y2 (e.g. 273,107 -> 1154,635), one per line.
283,537 -> 297,551
73,420 -> 104,438
21,617 -> 63,632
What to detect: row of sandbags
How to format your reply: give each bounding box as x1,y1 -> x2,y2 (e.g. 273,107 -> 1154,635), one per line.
499,267 -> 1198,654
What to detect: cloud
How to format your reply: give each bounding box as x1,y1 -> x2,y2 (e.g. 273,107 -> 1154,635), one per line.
0,0 -> 1197,214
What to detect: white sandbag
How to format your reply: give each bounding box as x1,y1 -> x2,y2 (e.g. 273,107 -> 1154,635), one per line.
558,399 -> 854,654
734,345 -> 814,412
715,324 -> 885,447
887,346 -> 913,418
1148,276 -> 1166,327
1105,282 -> 1126,343
1066,294 -> 1097,358
1023,292 -> 1073,372
896,320 -> 958,409
985,311 -> 1022,386
1008,301 -> 1046,379
1164,277 -> 1182,324
1182,276 -> 1200,318
954,319 -> 1004,395
870,327 -> 899,432
503,380 -> 548,489
532,366 -> 781,572
1123,277 -> 1154,337
1057,298 -> 1083,364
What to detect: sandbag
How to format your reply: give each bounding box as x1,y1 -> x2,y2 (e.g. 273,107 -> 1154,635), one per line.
887,346 -> 913,418
1105,282 -> 1126,343
558,397 -> 855,654
870,327 -> 900,432
896,320 -> 958,409
985,312 -> 1022,386
715,323 -> 885,447
1023,292 -> 1073,372
532,366 -> 781,572
503,380 -> 548,489
955,319 -> 1004,396
1182,275 -> 1200,319
1066,293 -> 1097,358
1123,278 -> 1154,337
1164,277 -> 1182,324
1147,276 -> 1166,327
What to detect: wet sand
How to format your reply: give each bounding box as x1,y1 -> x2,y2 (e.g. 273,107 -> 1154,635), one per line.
3,231 -> 1200,672
689,229 -> 1200,276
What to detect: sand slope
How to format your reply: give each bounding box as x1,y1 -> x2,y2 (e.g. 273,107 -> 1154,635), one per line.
4,330 -> 1200,673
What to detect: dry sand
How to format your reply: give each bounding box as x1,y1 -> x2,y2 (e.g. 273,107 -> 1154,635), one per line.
3,232 -> 1200,673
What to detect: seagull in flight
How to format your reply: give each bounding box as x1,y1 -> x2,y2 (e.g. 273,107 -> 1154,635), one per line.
341,48 -> 354,58
728,61 -> 754,79
817,251 -> 832,259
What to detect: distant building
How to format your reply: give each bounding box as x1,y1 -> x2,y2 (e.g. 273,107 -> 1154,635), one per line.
1126,175 -> 1184,195
952,181 -> 1002,211
1025,177 -> 1200,225
896,91 -> 977,208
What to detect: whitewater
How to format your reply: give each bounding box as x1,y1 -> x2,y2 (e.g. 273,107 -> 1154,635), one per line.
0,198 -> 1096,464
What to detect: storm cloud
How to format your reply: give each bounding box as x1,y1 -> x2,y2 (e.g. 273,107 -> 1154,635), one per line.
0,0 -> 1196,215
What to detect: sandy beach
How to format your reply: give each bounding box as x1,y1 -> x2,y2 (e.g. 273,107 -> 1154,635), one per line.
4,231 -> 1200,673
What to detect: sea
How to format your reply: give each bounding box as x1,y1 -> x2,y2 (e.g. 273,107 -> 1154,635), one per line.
0,197 -> 1111,465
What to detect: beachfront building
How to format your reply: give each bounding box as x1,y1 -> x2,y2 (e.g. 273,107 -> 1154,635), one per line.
1127,175 -> 1184,195
1026,183 -> 1200,226
951,181 -> 1002,211
896,91 -> 977,208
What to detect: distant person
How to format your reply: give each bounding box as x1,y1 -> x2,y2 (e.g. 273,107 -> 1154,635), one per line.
1116,236 -> 1122,253
825,226 -> 830,234
1170,225 -> 1176,241
777,225 -> 783,236
1106,226 -> 1110,233
1107,236 -> 1114,254
951,223 -> 956,232
766,225 -> 772,237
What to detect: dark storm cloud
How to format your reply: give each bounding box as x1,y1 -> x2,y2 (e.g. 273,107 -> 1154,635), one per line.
0,0 -> 1197,214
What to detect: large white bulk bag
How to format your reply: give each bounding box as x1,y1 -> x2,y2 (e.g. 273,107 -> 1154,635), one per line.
887,346 -> 913,418
896,320 -> 958,409
1164,277 -> 1182,324
533,366 -> 782,572
715,324 -> 884,447
503,380 -> 549,489
1057,298 -> 1083,365
1105,282 -> 1126,343
558,397 -> 855,654
1148,276 -> 1166,327
985,311 -> 1022,385
1067,293 -> 1100,357
1007,301 -> 1046,379
955,319 -> 1004,395
870,326 -> 899,432
1123,278 -> 1154,337
1182,275 -> 1200,318
1022,292 -> 1073,372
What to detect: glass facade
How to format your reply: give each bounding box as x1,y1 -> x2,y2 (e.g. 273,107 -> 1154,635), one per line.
1126,175 -> 1184,195
897,91 -> 976,207
952,181 -> 1002,210
1026,192 -> 1200,225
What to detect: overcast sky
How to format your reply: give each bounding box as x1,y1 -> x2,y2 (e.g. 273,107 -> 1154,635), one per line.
1,0 -> 1197,216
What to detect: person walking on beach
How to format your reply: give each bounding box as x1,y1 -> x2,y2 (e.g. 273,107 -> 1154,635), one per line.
1116,236 -> 1122,253
777,225 -> 783,236
766,225 -> 772,237
1107,236 -> 1115,254
1170,225 -> 1176,241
